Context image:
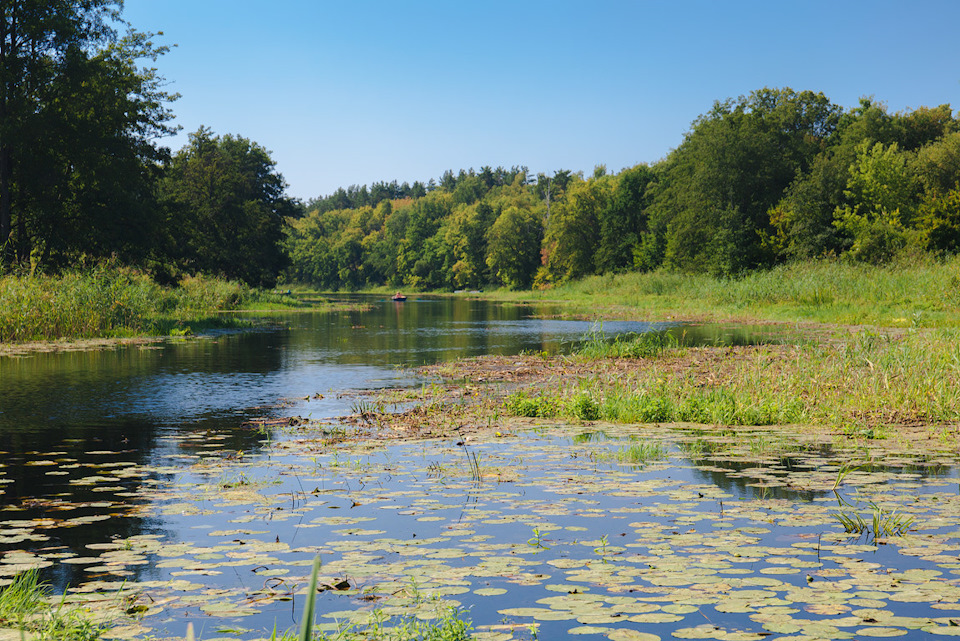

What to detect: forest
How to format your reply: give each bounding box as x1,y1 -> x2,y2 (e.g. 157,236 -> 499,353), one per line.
2,2 -> 959,294
287,90 -> 960,291
0,1 -> 293,287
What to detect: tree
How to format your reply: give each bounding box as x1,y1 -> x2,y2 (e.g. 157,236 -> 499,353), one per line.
485,206 -> 542,289
596,164 -> 655,272
543,177 -> 609,281
1,1 -> 176,267
161,128 -> 295,287
651,87 -> 842,274
833,141 -> 919,263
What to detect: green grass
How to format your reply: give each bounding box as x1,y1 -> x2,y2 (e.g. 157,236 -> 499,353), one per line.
613,440 -> 667,465
0,569 -> 103,640
0,266 -> 305,342
507,386 -> 804,426
576,328 -> 680,359
489,254 -> 960,327
505,326 -> 960,435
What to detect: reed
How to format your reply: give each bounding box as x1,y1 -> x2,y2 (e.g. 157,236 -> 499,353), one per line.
492,254 -> 960,327
0,569 -> 103,641
0,266 -> 291,342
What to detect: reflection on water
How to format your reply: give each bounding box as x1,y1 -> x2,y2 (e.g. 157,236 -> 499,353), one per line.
1,298 -> 956,638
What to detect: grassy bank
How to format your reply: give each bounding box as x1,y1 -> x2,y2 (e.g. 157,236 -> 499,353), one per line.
492,254 -> 960,327
490,326 -> 960,449
0,266 -> 299,343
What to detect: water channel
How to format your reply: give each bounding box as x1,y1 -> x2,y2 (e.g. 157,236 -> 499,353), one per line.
1,296 -> 959,640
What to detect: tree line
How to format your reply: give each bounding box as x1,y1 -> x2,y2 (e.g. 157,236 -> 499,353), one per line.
287,88 -> 960,290
4,3 -> 958,293
0,0 -> 293,287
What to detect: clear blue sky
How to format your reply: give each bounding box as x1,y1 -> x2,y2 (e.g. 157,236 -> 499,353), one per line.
121,0 -> 960,201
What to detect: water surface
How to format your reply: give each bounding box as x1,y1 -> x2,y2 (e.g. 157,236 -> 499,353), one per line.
2,297 -> 956,639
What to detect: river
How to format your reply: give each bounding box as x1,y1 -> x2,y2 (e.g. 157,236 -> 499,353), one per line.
1,296 -> 957,640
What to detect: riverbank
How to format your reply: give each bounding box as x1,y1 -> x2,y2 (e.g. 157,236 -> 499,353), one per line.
383,324 -> 960,454
480,255 -> 960,329
0,267 -> 327,346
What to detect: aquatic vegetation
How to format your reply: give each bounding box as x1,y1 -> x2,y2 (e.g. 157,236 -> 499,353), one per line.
834,502 -> 914,540
613,440 -> 667,465
0,570 -> 104,641
526,528 -> 551,550
301,557 -> 321,641
577,328 -> 680,359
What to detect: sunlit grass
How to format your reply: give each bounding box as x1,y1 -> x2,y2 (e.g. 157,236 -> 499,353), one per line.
0,266 -> 305,342
505,327 -> 960,435
489,254 -> 960,327
0,570 -> 103,641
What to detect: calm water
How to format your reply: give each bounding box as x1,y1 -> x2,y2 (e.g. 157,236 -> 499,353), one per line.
2,297 -> 955,639
0,297 -> 673,585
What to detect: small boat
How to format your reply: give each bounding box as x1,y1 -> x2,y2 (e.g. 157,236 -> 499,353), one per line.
392,292 -> 407,302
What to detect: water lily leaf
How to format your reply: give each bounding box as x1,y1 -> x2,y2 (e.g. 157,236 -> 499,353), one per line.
568,626 -> 614,635
922,625 -> 960,636
855,628 -> 908,637
606,630 -> 661,641
670,624 -> 725,639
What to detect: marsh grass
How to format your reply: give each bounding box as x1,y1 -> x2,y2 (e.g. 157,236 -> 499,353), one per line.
505,326 -> 960,437
612,440 -> 667,465
577,328 -> 680,359
494,254 -> 960,326
506,384 -> 804,426
0,266 -> 299,342
834,501 -> 914,540
0,569 -> 103,640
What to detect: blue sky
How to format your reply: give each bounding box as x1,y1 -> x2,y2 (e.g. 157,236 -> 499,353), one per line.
121,1 -> 960,201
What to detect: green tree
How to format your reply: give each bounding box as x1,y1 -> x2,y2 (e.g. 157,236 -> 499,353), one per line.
913,132 -> 960,198
833,141 -> 919,263
486,206 -> 542,289
596,164 -> 655,272
917,188 -> 960,253
652,87 -> 842,274
440,203 -> 487,289
543,177 -> 609,281
161,128 -> 295,287
1,1 -> 176,267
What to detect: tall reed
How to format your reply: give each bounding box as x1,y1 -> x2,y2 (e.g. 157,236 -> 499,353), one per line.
0,267 -> 266,342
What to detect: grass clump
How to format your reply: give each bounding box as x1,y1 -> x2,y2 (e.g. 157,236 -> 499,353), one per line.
0,266 -> 300,342
577,329 -> 680,359
505,392 -> 561,418
0,569 -> 103,640
506,385 -> 803,427
613,440 -> 667,465
835,502 -> 914,540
